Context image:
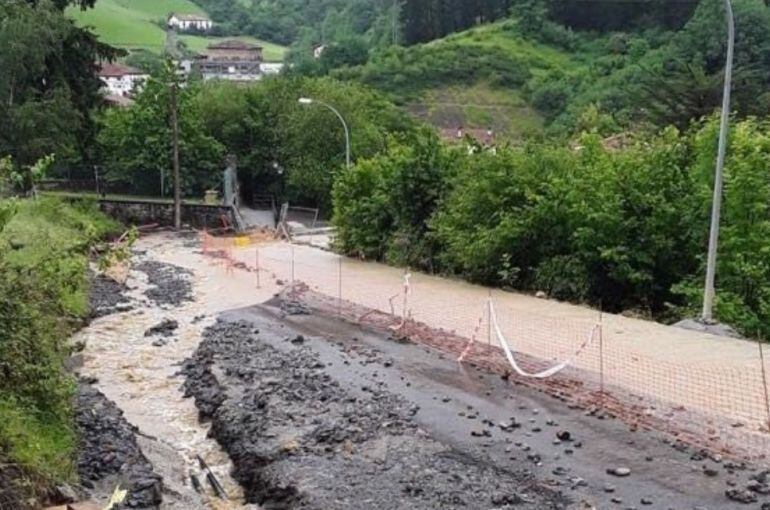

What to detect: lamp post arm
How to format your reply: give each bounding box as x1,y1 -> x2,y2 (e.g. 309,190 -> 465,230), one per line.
315,99 -> 351,169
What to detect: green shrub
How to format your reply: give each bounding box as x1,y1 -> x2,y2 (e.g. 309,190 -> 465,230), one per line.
333,116 -> 770,338
0,197 -> 118,484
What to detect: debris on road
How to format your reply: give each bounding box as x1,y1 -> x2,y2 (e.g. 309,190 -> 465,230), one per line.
75,384 -> 163,509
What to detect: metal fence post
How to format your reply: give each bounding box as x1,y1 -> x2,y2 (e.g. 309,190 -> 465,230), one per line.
337,256 -> 342,317
758,335 -> 770,430
599,308 -> 605,402
255,246 -> 261,289
487,289 -> 493,345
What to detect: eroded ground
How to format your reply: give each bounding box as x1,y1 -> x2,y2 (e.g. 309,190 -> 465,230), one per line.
71,231 -> 770,510
182,301 -> 770,509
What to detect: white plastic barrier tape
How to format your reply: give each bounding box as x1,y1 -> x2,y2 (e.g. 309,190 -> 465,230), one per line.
490,301 -> 599,379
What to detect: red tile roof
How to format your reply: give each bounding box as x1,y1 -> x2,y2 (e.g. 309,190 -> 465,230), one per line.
99,63 -> 144,78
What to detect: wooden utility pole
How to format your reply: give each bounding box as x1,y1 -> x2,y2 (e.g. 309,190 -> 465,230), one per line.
170,78 -> 181,230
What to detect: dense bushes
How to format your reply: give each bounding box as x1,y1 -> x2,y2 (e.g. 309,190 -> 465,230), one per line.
333,117 -> 770,339
333,127 -> 458,266
0,198 -> 118,487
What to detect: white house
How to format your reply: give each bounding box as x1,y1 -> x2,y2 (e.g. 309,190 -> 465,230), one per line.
98,63 -> 148,99
167,13 -> 213,32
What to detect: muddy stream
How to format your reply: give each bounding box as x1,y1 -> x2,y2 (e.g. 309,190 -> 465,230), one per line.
74,232 -> 275,509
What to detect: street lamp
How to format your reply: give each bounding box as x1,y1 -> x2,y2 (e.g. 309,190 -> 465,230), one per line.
298,97 -> 351,169
702,0 -> 735,323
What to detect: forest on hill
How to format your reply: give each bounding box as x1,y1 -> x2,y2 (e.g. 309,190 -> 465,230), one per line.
188,0 -> 701,47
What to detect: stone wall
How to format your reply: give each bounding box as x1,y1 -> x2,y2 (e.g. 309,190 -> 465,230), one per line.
96,199 -> 235,230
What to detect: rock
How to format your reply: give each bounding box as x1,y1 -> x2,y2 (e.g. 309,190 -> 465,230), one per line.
144,318 -> 179,338
51,484 -> 77,504
87,271 -> 131,319
603,484 -> 616,493
640,497 -> 653,505
674,318 -> 743,338
291,335 -> 306,344
725,488 -> 758,504
491,492 -> 522,505
535,291 -> 547,299
556,430 -> 572,441
607,467 -> 631,477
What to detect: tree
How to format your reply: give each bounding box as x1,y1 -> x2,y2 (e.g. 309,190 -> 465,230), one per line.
0,0 -> 119,174
193,76 -> 416,212
98,66 -> 225,197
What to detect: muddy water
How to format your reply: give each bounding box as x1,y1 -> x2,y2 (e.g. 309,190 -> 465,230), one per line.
75,233 -> 280,509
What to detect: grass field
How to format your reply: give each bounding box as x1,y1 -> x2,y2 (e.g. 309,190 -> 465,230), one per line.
66,0 -> 286,61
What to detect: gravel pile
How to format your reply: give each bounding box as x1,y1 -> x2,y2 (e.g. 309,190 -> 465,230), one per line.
75,384 -> 163,509
134,260 -> 193,306
181,319 -> 564,510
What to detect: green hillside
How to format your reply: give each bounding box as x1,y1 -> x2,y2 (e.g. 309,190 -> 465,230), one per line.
335,20 -> 583,141
66,0 -> 286,61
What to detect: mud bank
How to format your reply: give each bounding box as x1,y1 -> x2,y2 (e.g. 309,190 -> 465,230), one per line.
182,317 -> 566,509
75,383 -> 163,508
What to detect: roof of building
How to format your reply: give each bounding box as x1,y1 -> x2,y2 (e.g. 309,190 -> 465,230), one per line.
207,39 -> 262,51
168,12 -> 211,22
98,62 -> 145,78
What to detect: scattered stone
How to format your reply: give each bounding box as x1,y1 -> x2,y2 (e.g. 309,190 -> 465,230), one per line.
51,484 -> 77,504
607,467 -> 631,477
180,318 -> 563,509
725,488 -> 758,504
556,430 -> 572,441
